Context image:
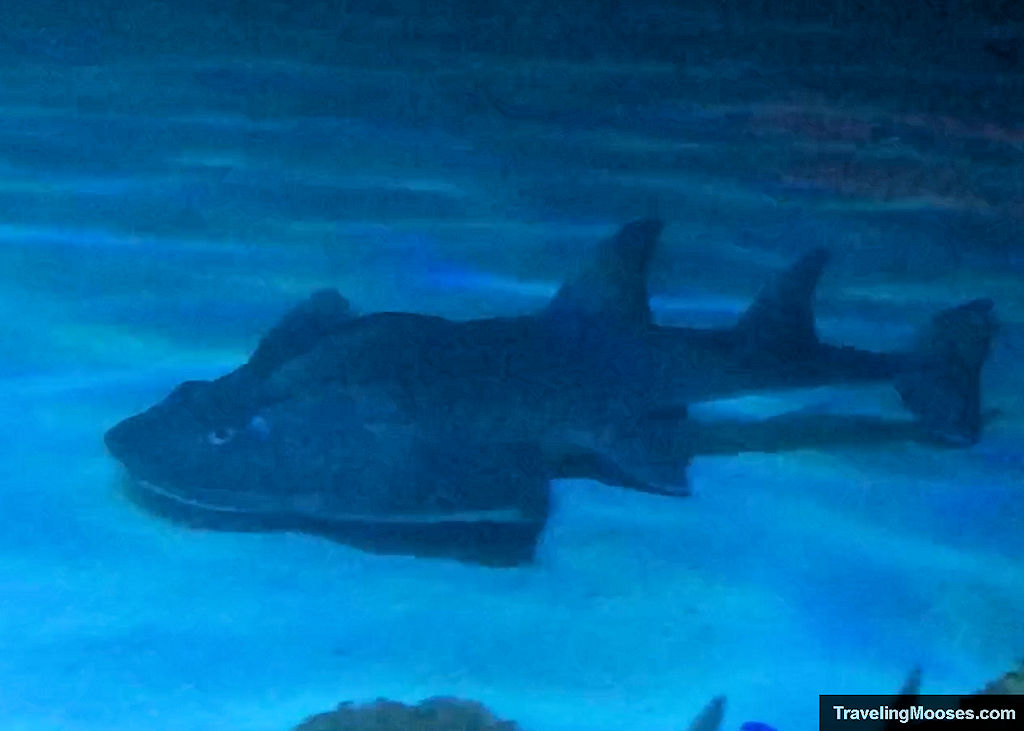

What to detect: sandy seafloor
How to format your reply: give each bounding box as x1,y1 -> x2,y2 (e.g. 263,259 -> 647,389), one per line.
1,3 -> 1023,730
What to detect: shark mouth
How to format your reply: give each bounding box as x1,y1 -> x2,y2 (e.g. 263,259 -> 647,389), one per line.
130,477 -> 535,525
121,475 -> 548,566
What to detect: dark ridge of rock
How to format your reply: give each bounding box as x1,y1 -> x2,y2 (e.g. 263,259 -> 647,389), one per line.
292,662 -> 1024,731
293,697 -> 523,731
977,660 -> 1024,695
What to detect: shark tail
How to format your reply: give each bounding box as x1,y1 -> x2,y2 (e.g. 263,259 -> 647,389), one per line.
895,298 -> 997,445
739,250 -> 998,445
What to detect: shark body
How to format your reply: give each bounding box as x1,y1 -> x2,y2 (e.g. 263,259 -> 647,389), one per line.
104,220 -> 996,564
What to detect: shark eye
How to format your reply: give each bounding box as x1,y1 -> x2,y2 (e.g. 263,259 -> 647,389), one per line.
206,427 -> 237,446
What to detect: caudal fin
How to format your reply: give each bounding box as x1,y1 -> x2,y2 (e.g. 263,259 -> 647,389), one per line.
895,298 -> 997,445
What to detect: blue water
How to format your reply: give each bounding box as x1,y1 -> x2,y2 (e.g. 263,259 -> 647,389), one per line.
1,2 -> 1022,729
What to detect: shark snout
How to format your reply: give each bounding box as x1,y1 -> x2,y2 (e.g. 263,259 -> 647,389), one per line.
103,414 -> 145,462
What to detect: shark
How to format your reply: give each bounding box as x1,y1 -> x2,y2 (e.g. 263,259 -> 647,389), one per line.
104,219 -> 997,565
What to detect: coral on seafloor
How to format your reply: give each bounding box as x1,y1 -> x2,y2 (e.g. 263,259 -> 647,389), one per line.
977,660 -> 1024,695
291,660 -> 1024,731
291,695 -> 728,731
292,697 -> 522,731
686,696 -> 726,731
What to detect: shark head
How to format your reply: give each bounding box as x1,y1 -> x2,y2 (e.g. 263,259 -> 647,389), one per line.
105,366 -> 551,564
105,374 -> 372,521
102,287 -> 420,525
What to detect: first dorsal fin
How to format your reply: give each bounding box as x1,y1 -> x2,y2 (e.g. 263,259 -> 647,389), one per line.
544,218 -> 663,329
248,288 -> 353,376
735,248 -> 829,355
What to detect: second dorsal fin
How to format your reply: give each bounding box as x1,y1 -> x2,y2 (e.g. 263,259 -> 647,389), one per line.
544,218 -> 663,330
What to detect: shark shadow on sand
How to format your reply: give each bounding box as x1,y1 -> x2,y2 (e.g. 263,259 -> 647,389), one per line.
105,220 -> 997,565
